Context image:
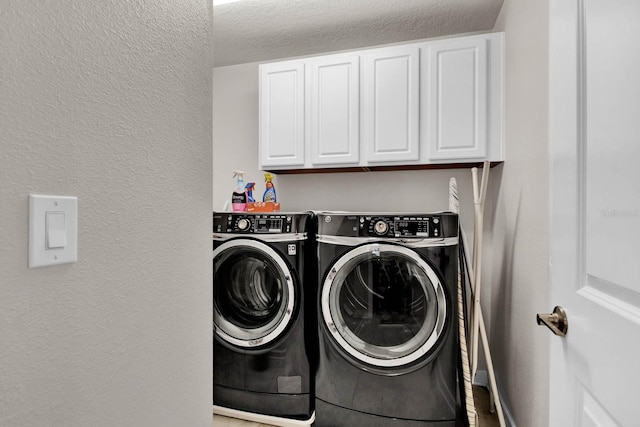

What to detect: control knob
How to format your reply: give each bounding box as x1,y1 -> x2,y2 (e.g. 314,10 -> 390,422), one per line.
237,218 -> 251,231
373,220 -> 389,235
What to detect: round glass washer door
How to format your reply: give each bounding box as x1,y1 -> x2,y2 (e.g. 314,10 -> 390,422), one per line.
321,243 -> 447,368
213,239 -> 295,348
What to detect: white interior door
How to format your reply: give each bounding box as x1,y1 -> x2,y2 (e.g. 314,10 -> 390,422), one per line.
549,0 -> 640,425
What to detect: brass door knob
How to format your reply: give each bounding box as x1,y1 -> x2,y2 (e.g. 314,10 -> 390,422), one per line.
536,306 -> 568,337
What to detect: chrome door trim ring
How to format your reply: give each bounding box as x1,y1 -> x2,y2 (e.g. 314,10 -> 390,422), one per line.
213,239 -> 296,348
321,243 -> 447,368
317,234 -> 458,247
213,232 -> 307,243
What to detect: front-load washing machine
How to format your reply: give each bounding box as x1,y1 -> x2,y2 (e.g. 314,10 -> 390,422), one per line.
212,212 -> 316,423
315,212 -> 459,427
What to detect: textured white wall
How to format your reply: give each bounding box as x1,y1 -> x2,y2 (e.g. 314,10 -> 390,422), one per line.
490,0 -> 550,425
0,1 -> 213,426
213,64 -> 262,211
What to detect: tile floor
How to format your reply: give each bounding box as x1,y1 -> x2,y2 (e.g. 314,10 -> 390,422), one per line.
472,385 -> 501,427
213,386 -> 500,426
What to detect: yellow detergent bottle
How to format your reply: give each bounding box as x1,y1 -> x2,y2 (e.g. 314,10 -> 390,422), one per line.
262,173 -> 277,203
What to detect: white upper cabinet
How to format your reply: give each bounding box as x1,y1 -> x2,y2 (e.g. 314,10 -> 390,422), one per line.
258,33 -> 504,171
362,46 -> 420,163
308,54 -> 360,166
423,37 -> 488,160
259,61 -> 305,168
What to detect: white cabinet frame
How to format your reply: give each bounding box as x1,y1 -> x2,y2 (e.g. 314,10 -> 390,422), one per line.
258,33 -> 504,171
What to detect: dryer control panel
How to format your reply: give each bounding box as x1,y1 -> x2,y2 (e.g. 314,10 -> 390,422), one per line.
317,213 -> 458,238
213,213 -> 294,234
360,215 -> 441,238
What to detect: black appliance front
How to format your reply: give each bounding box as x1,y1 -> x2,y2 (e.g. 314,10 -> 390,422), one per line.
212,212 -> 316,421
315,213 -> 459,427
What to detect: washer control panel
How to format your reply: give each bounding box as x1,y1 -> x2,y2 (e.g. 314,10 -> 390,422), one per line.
214,214 -> 293,234
359,215 -> 442,238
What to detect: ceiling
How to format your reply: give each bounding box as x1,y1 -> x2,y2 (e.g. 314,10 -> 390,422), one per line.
213,0 -> 504,67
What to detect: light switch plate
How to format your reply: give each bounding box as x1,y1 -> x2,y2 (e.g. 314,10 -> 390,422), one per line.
29,195 -> 77,268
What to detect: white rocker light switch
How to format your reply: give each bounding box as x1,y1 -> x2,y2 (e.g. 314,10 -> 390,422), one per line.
29,195 -> 77,268
46,211 -> 67,249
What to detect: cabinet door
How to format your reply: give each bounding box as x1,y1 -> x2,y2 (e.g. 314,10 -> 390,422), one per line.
259,61 -> 305,168
308,54 -> 360,166
425,37 -> 488,160
362,46 -> 420,163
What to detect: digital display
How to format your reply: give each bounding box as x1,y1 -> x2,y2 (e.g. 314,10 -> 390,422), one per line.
255,218 -> 283,233
394,220 -> 429,236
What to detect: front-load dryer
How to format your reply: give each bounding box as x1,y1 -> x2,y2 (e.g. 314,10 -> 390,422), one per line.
315,212 -> 459,427
212,212 -> 316,423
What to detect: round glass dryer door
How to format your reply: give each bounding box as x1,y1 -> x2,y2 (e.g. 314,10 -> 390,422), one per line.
321,243 -> 447,368
213,239 -> 295,348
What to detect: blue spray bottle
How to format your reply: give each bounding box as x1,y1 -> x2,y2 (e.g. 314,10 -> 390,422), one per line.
245,182 -> 256,202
